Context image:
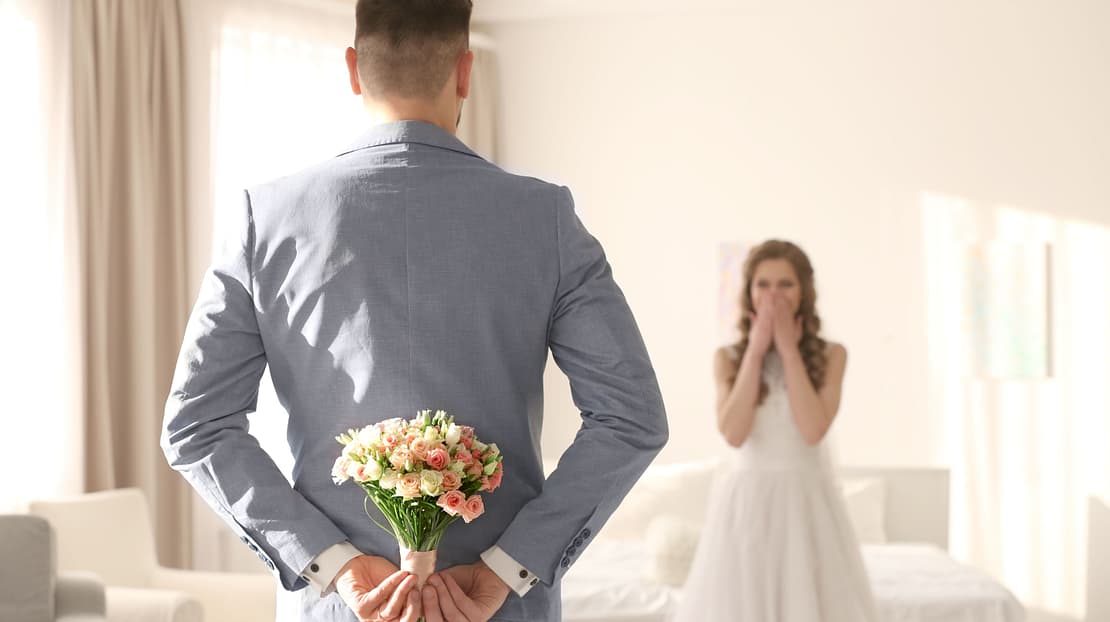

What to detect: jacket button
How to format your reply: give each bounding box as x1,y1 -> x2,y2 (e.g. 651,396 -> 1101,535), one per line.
560,557 -> 570,568
310,563 -> 320,573
567,547 -> 577,557
581,528 -> 591,539
518,569 -> 528,579
573,537 -> 584,548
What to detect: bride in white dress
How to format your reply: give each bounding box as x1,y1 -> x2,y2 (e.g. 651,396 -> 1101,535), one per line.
672,240 -> 878,622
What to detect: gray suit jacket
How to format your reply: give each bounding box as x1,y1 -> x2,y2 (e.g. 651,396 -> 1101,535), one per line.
161,120 -> 668,621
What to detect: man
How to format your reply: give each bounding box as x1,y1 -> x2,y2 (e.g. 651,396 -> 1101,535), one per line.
161,1 -> 668,620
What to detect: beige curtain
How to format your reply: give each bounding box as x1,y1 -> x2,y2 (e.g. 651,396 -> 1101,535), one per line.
457,38 -> 499,161
71,0 -> 193,568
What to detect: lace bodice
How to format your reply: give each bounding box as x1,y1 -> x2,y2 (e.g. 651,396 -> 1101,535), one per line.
724,345 -> 830,471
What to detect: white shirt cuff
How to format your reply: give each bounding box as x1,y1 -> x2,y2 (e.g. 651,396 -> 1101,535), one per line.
302,541 -> 363,596
480,545 -> 539,598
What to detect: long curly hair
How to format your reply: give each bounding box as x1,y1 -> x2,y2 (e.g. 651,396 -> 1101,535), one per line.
734,240 -> 827,406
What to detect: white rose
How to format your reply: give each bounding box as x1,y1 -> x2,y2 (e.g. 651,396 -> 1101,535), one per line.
379,469 -> 400,489
420,470 -> 444,497
364,461 -> 384,481
331,456 -> 351,484
445,423 -> 462,447
483,461 -> 497,476
344,441 -> 366,460
358,425 -> 382,447
423,426 -> 440,444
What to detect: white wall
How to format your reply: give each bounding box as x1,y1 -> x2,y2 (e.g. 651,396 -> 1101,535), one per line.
478,0 -> 1110,469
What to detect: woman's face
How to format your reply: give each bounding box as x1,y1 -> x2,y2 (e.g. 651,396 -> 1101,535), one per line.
750,258 -> 802,316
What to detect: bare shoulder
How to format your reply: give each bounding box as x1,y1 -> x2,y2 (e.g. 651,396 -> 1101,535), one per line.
825,341 -> 848,366
714,344 -> 740,372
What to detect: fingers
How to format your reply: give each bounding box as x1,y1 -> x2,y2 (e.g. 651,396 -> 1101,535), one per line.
429,574 -> 469,621
421,582 -> 444,622
398,588 -> 422,622
438,572 -> 486,620
355,570 -> 409,620
379,574 -> 416,620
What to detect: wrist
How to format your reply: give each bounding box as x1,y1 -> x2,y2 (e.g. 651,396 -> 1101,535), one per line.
777,344 -> 803,363
479,560 -> 513,595
745,342 -> 769,361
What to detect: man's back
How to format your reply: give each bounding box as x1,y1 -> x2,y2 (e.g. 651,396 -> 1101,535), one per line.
257,120 -> 559,617
163,120 -> 668,621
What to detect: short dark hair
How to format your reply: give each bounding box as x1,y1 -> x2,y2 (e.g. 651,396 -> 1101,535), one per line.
354,0 -> 473,99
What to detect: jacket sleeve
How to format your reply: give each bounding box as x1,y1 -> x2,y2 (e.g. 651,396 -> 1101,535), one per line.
493,186 -> 669,586
160,190 -> 347,591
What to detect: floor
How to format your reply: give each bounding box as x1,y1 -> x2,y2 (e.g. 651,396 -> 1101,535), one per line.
1026,607 -> 1083,622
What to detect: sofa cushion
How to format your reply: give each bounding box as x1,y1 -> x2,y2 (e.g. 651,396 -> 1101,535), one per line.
0,514 -> 55,622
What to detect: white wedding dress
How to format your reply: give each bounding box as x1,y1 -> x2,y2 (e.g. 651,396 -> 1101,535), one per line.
671,346 -> 879,622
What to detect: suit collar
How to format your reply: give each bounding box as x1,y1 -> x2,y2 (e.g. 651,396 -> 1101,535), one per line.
339,120 -> 483,160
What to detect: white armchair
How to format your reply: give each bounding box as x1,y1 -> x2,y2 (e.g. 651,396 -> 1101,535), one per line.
31,488 -> 276,622
0,514 -> 107,622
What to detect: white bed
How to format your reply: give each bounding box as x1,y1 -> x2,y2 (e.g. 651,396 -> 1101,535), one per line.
555,462 -> 1025,622
560,541 -> 1024,622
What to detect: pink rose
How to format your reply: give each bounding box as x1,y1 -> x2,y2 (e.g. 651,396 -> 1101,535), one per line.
382,433 -> 399,448
481,465 -> 503,492
409,438 -> 429,462
466,463 -> 484,478
426,448 -> 449,471
396,472 -> 422,498
441,470 -> 462,492
461,437 -> 474,450
436,490 -> 466,516
460,495 -> 485,523
453,448 -> 474,466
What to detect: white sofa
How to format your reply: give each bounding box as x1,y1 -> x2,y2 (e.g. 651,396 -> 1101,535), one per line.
31,489 -> 276,622
0,514 -> 107,622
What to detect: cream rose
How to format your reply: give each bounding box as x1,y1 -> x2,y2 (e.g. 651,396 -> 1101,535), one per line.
441,470 -> 462,492
379,469 -> 400,490
331,456 -> 352,484
389,446 -> 411,471
409,438 -> 429,462
419,470 -> 444,497
396,472 -> 422,499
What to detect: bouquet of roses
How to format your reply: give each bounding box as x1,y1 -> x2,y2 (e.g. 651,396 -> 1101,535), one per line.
331,409 -> 504,589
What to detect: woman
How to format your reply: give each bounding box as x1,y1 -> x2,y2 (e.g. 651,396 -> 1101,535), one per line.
672,240 -> 878,621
